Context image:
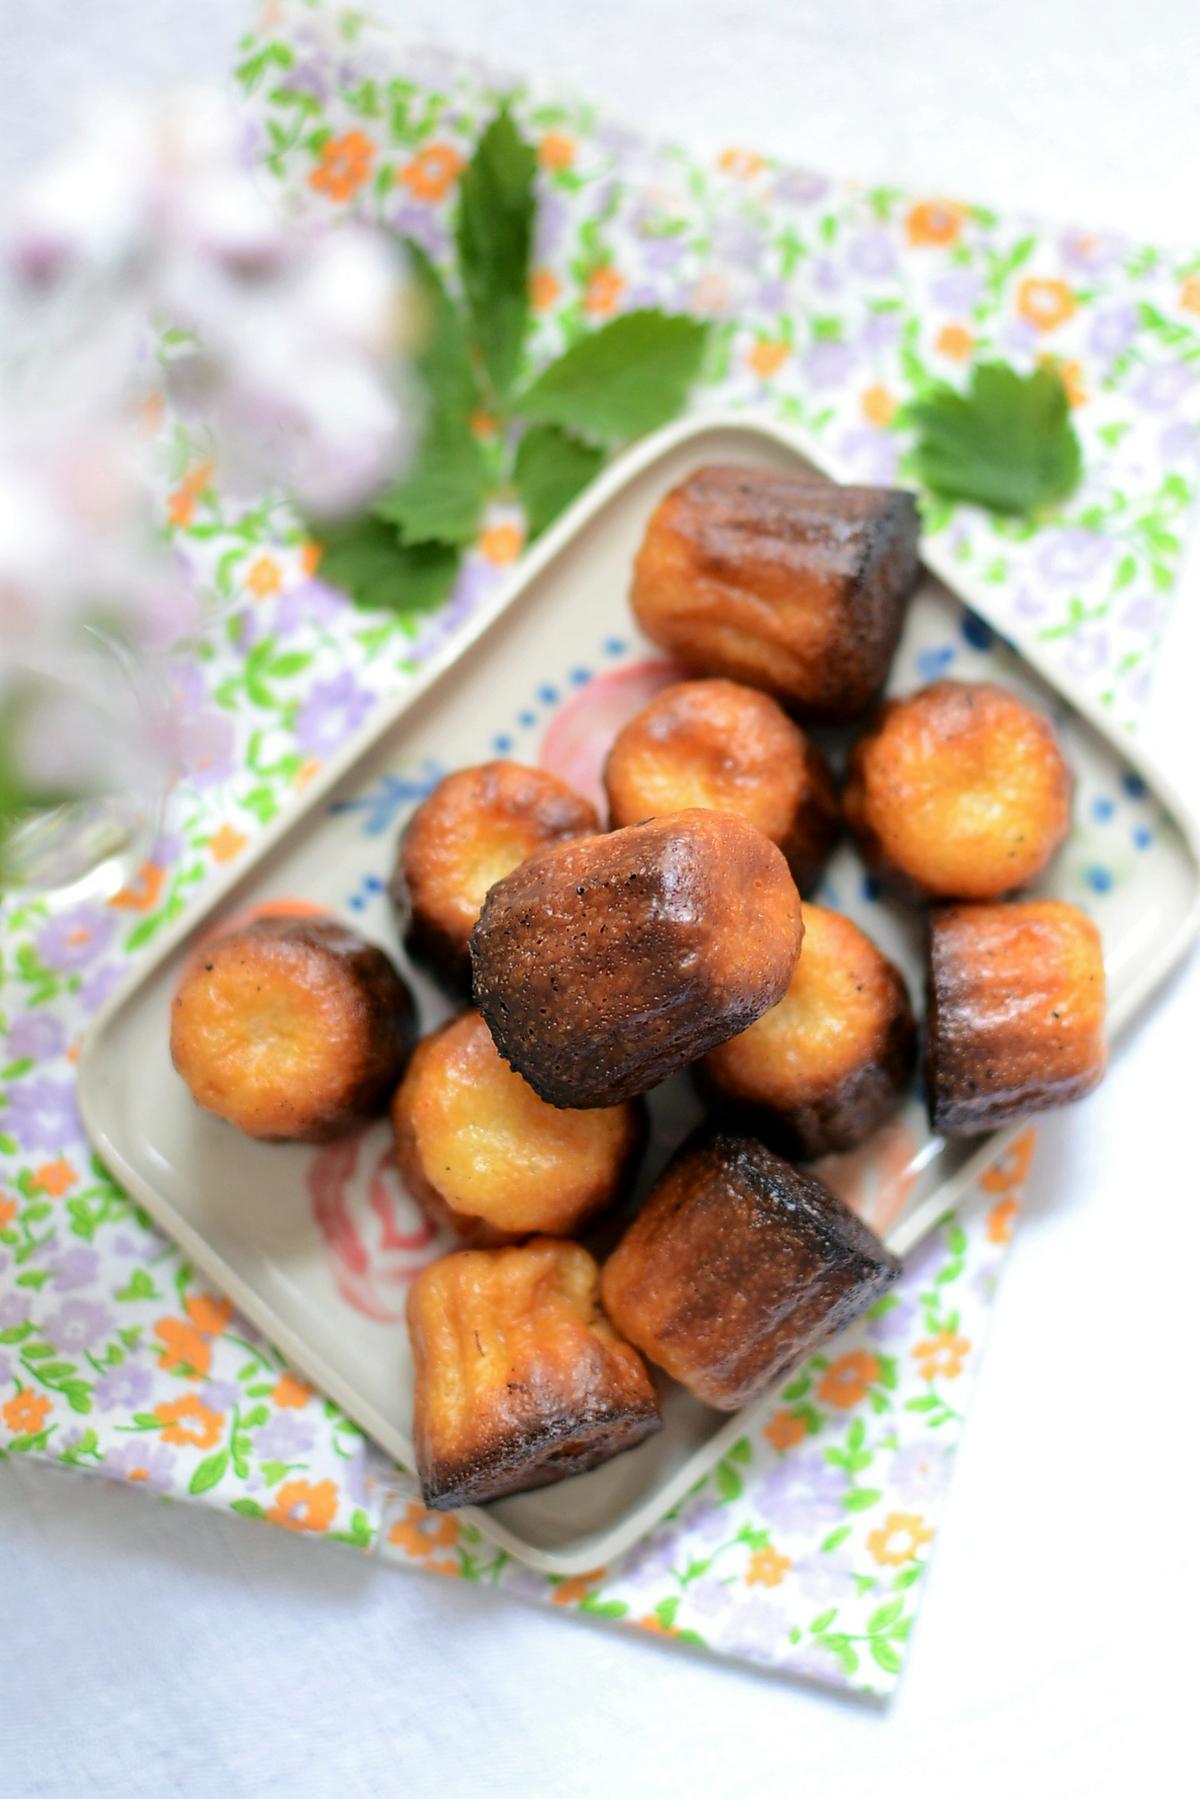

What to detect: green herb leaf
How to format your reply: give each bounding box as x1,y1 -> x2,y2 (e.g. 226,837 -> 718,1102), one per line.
909,361 -> 1082,516
314,516 -> 460,616
520,310 -> 710,444
373,242 -> 491,545
455,106 -> 536,401
513,423 -> 605,538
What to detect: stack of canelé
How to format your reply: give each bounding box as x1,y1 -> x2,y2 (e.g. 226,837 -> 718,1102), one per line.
170,467 -> 1106,1510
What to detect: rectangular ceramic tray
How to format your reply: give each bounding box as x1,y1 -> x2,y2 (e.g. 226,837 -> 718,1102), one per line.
79,415 -> 1200,1574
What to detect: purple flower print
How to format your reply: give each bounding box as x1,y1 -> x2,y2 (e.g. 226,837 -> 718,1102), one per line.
836,427 -> 900,485
890,1441 -> 952,1508
686,1576 -> 738,1622
93,1363 -> 154,1412
624,1529 -> 685,1587
42,1298 -> 114,1355
1014,584 -> 1050,622
1120,593 -> 1165,635
715,1592 -> 792,1659
253,1412 -> 317,1461
811,257 -> 843,297
169,661 -> 236,792
847,232 -> 898,281
773,168 -> 828,207
79,963 -> 126,1015
1159,421 -> 1200,463
858,310 -> 903,354
1064,626 -> 1111,680
868,1292 -> 919,1346
780,1637 -> 846,1686
712,216 -> 765,267
202,1380 -> 241,1414
931,269 -> 984,311
389,201 -> 450,262
343,1441 -> 370,1507
754,277 -> 788,312
0,1292 -> 32,1330
789,1551 -> 858,1604
1087,304 -> 1138,361
1134,363 -> 1196,413
640,234 -> 687,274
103,1441 -> 178,1490
1,1076 -> 81,1153
804,339 -> 857,389
297,671 -> 375,758
0,1353 -> 12,1385
1059,229 -> 1127,274
274,577 -> 346,639
999,318 -> 1039,357
624,283 -> 662,311
51,1246 -> 101,1292
535,190 -> 569,259
1037,528 -> 1113,585
755,1448 -> 845,1533
36,905 -> 115,973
5,1013 -> 66,1063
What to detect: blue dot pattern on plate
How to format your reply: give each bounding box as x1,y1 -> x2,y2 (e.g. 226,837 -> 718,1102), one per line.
961,610 -> 995,651
1091,796 -> 1115,823
1085,865 -> 1114,894
915,644 -> 956,683
492,733 -> 514,754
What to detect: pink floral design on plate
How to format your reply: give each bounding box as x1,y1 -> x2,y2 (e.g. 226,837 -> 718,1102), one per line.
309,1126 -> 448,1322
539,658 -> 683,816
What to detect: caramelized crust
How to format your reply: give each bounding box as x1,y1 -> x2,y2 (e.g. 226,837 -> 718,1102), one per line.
170,914 -> 415,1142
391,761 -> 600,991
699,904 -> 915,1156
844,680 -> 1073,900
407,1238 -> 661,1508
926,900 -> 1107,1136
470,809 -> 805,1108
630,465 -> 920,723
391,1011 -> 643,1244
603,678 -> 839,891
601,1132 -> 900,1410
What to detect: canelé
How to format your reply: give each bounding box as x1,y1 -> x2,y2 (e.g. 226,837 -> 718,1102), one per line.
407,1238 -> 661,1508
470,809 -> 804,1107
170,914 -> 415,1142
603,677 -> 838,891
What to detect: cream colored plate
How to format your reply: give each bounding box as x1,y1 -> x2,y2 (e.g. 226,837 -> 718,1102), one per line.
79,416 -> 1200,1574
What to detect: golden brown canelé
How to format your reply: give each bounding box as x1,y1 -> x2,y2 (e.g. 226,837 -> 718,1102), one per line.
391,760 -> 600,990
630,465 -> 920,724
601,1131 -> 900,1411
391,1011 -> 644,1245
925,900 -> 1107,1136
699,903 -> 915,1157
844,679 -> 1073,900
470,808 -> 805,1108
407,1237 -> 661,1508
603,678 -> 839,891
170,914 -> 415,1142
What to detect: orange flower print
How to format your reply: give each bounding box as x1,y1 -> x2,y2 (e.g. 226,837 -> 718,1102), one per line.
209,823 -> 248,865
936,323 -> 974,361
271,1373 -> 312,1410
1040,354 -> 1086,407
34,1158 -> 77,1198
980,1127 -> 1036,1194
746,1546 -> 791,1588
539,132 -> 576,171
109,861 -> 167,912
246,555 -> 282,600
480,523 -> 523,565
764,1409 -> 808,1452
867,1511 -> 933,1567
310,130 -> 375,203
584,266 -> 624,316
530,268 -> 562,311
155,1394 -> 225,1449
1017,277 -> 1077,333
552,1568 -> 606,1606
639,1613 -> 680,1637
906,201 -> 965,247
268,1478 -> 340,1533
138,391 -> 165,436
294,757 -> 322,790
987,1195 -> 1020,1245
166,461 -> 214,528
397,143 -> 465,203
817,1348 -> 880,1408
154,1292 -> 231,1378
425,1558 -> 461,1577
749,339 -> 790,379
3,1390 -> 52,1436
0,1196 -> 17,1229
719,148 -> 766,179
862,384 -> 897,428
1180,277 -> 1200,315
300,539 -> 323,577
913,1330 -> 971,1382
389,1501 -> 459,1557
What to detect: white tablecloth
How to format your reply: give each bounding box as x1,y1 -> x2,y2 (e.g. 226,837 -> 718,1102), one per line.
2,3 -> 1197,1794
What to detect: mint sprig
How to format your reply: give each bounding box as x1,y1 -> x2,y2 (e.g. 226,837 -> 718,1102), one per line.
312,104 -> 709,614
909,361 -> 1082,517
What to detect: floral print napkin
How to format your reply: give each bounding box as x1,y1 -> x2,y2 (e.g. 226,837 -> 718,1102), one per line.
3,0 -> 1199,1699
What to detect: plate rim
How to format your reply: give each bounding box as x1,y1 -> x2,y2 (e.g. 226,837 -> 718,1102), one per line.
77,409 -> 1200,1574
